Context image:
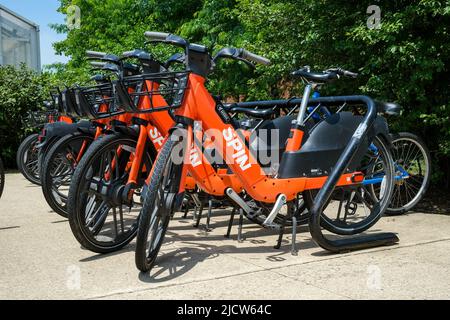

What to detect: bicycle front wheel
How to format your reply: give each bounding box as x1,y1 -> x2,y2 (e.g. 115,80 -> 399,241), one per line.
16,133 -> 40,185
68,133 -> 155,253
41,132 -> 94,218
135,137 -> 183,273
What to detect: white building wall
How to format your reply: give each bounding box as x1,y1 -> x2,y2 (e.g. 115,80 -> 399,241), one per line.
0,5 -> 40,71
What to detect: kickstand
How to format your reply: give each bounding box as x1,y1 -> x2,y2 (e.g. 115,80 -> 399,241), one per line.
225,207 -> 236,238
205,198 -> 213,231
274,210 -> 288,249
237,208 -> 245,243
291,216 -> 298,256
183,202 -> 189,219
194,202 -> 204,228
192,206 -> 197,223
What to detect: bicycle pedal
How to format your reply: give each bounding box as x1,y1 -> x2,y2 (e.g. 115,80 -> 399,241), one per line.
262,194 -> 287,226
262,222 -> 281,230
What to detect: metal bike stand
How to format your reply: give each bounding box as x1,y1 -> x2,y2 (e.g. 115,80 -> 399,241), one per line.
225,207 -> 237,238
237,209 -> 245,243
291,216 -> 298,256
192,206 -> 198,223
194,202 -> 204,228
274,211 -> 289,250
308,95 -> 399,252
183,204 -> 189,218
205,198 -> 213,231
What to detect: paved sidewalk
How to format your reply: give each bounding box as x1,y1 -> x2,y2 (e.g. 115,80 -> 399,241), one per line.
0,173 -> 449,300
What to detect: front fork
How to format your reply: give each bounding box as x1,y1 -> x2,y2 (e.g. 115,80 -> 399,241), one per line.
122,124 -> 148,202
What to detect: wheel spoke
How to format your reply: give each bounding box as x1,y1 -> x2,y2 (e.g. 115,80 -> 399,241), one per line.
90,204 -> 110,233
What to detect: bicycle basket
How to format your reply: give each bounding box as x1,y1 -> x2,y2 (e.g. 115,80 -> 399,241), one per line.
75,81 -> 124,120
25,109 -> 59,128
50,87 -> 64,113
116,71 -> 189,113
62,88 -> 85,118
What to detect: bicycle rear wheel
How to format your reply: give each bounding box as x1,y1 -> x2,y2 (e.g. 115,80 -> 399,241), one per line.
386,132 -> 431,215
303,135 -> 395,235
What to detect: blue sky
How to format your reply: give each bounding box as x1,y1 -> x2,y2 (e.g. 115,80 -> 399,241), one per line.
0,0 -> 68,66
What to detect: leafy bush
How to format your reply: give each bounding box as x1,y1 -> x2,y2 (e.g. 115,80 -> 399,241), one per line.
0,65 -> 52,168
30,0 -> 450,187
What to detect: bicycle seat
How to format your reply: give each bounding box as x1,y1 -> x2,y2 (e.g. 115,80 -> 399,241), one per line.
376,101 -> 402,116
225,104 -> 275,119
291,68 -> 338,83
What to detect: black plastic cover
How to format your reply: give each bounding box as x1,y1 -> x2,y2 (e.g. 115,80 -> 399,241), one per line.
278,112 -> 389,178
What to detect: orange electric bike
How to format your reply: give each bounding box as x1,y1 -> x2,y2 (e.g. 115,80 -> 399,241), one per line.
66,49 -> 181,253
40,53 -> 143,217
16,95 -> 73,185
134,32 -> 399,272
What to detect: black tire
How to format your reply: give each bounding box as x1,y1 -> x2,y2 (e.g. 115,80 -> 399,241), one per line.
41,132 -> 94,218
68,133 -> 155,253
16,133 -> 41,185
136,137 -> 182,272
0,157 -> 5,199
38,137 -> 61,185
385,132 -> 431,215
303,135 -> 395,235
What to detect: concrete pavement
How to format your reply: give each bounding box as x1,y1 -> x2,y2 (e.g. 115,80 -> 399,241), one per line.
0,173 -> 449,300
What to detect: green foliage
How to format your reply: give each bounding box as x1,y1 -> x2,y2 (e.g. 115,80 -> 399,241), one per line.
45,0 -> 450,186
0,65 -> 53,168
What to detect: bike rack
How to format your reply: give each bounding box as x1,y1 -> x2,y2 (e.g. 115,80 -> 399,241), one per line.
232,95 -> 399,253
306,95 -> 399,252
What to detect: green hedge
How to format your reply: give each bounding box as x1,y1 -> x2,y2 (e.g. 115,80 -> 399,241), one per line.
48,0 -> 449,187
0,65 -> 51,168
2,1 -> 449,188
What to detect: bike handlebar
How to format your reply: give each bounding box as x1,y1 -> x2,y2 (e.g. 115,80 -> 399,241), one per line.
241,49 -> 271,66
213,47 -> 271,67
144,32 -> 188,48
342,69 -> 358,78
86,50 -> 107,59
144,31 -> 170,41
89,61 -> 106,68
327,68 -> 358,78
121,49 -> 153,61
122,50 -> 136,57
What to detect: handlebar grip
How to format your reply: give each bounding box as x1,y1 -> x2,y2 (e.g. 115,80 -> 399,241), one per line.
241,49 -> 271,66
342,69 -> 358,78
86,50 -> 107,59
144,31 -> 170,41
90,61 -> 106,68
122,50 -> 136,57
